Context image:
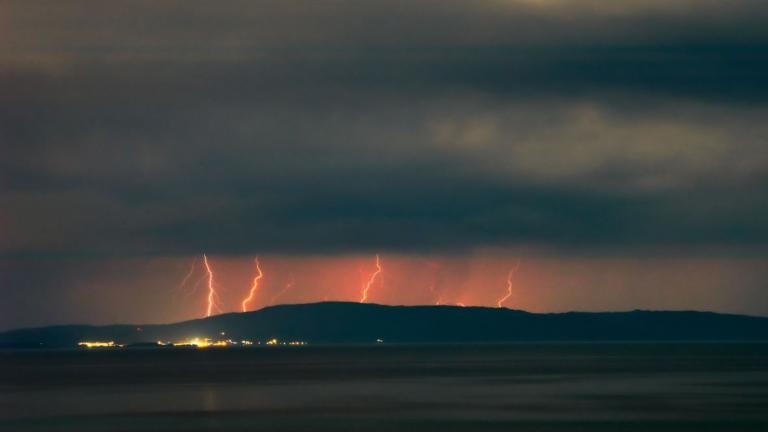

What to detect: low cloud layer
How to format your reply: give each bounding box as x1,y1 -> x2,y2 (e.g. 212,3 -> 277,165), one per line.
2,0 -> 767,256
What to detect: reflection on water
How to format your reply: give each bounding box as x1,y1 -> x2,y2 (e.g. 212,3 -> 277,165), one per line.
1,343 -> 767,431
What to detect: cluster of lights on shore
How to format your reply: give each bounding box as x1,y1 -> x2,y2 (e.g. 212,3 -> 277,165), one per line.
78,337 -> 307,349
179,254 -> 520,319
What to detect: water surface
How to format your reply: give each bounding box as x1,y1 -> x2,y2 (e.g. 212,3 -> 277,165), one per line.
1,343 -> 767,431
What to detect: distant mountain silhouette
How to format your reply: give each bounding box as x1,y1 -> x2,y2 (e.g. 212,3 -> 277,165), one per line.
2,302 -> 767,348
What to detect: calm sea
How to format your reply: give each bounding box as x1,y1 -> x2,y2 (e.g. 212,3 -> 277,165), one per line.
2,343 -> 767,431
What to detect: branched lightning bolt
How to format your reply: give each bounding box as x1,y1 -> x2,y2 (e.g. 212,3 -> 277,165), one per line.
177,257 -> 197,293
173,257 -> 198,303
184,274 -> 207,299
497,262 -> 520,308
241,257 -> 264,312
360,254 -> 382,303
203,254 -> 223,317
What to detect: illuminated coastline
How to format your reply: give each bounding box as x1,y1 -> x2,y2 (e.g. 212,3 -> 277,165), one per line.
77,337 -> 307,349
78,341 -> 121,348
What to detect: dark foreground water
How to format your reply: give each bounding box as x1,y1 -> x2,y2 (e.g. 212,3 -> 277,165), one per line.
1,343 -> 767,431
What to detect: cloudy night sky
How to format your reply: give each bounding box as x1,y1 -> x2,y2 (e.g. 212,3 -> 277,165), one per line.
1,1 -> 768,330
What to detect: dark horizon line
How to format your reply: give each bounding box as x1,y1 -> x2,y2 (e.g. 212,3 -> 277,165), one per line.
3,301 -> 767,334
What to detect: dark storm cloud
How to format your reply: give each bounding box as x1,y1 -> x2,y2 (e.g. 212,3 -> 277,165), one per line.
2,0 -> 768,256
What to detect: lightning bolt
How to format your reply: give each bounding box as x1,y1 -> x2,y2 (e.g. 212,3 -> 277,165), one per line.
184,273 -> 207,299
203,254 -> 223,317
423,260 -> 442,305
497,262 -> 520,308
173,257 -> 198,302
241,257 -> 264,312
429,283 -> 444,306
428,283 -> 438,304
360,254 -> 382,303
270,275 -> 294,305
177,257 -> 197,292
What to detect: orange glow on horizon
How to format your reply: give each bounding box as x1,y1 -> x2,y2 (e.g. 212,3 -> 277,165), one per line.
42,254 -> 768,325
360,254 -> 382,303
241,257 -> 264,312
180,254 -> 531,315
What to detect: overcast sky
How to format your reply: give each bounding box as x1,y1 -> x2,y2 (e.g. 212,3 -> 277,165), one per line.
1,1 -> 767,329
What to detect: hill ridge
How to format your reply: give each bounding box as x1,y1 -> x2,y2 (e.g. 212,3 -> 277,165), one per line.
2,302 -> 767,348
